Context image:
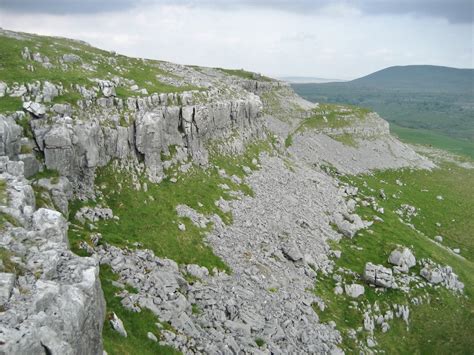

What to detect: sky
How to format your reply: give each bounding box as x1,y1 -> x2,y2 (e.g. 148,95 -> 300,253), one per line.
0,0 -> 472,79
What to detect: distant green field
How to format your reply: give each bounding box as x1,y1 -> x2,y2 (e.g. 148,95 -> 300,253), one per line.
390,124 -> 474,159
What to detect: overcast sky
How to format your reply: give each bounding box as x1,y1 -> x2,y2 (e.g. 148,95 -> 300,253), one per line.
0,0 -> 472,79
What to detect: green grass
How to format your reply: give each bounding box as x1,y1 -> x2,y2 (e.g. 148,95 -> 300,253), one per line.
329,133 -> 359,147
314,162 -> 474,353
191,303 -> 202,315
29,168 -> 60,182
0,180 -> 19,230
217,68 -> 273,82
285,103 -> 371,147
0,96 -> 22,113
209,139 -> 274,181
0,179 -> 6,204
32,185 -> 55,211
100,265 -> 180,355
16,115 -> 34,139
0,247 -> 23,274
89,166 -> 231,271
298,104 -> 370,132
0,212 -> 20,230
0,31 -> 202,111
20,144 -> 32,154
52,91 -> 82,105
391,123 -> 474,159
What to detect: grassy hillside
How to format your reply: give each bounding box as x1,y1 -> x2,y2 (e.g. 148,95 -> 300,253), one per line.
315,162 -> 474,353
292,65 -> 474,158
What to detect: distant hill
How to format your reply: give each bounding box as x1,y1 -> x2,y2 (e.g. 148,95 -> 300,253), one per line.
349,65 -> 473,93
292,65 -> 474,158
279,76 -> 345,84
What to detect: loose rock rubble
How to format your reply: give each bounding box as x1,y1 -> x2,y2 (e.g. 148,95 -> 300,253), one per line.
92,153 -> 362,353
75,206 -> 115,223
420,259 -> 464,292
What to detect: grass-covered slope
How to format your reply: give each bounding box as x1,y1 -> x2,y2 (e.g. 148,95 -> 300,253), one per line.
0,30 -> 201,112
314,162 -> 474,353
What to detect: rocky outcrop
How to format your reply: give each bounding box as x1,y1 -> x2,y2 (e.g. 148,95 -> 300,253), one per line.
0,115 -> 22,159
1,114 -> 40,178
289,112 -> 435,174
0,159 -> 105,354
233,78 -> 288,95
29,92 -> 263,190
420,260 -> 464,292
33,177 -> 73,216
388,247 -> 416,273
363,262 -> 397,288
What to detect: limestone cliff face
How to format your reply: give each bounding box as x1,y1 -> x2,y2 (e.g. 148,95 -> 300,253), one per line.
29,91 -> 264,193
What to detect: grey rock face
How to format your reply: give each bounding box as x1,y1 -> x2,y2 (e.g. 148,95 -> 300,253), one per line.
0,115 -> 22,159
0,81 -> 7,97
19,153 -> 40,178
420,266 -> 443,284
147,332 -> 158,342
90,154 -> 351,354
333,212 -> 371,238
186,264 -> 209,279
23,101 -> 46,117
363,262 -> 396,288
75,206 -> 114,223
281,242 -> 303,262
388,247 -> 416,273
420,261 -> 464,291
42,81 -> 59,102
31,89 -> 263,190
62,53 -> 82,63
32,207 -> 69,245
0,161 -> 105,354
110,313 -> 128,337
34,177 -> 73,216
97,80 -> 116,97
0,273 -> 16,307
176,204 -> 209,228
345,284 -> 365,298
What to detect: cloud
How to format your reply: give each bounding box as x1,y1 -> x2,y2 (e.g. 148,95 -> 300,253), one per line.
0,0 -> 138,14
0,2 -> 471,79
0,0 -> 472,23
